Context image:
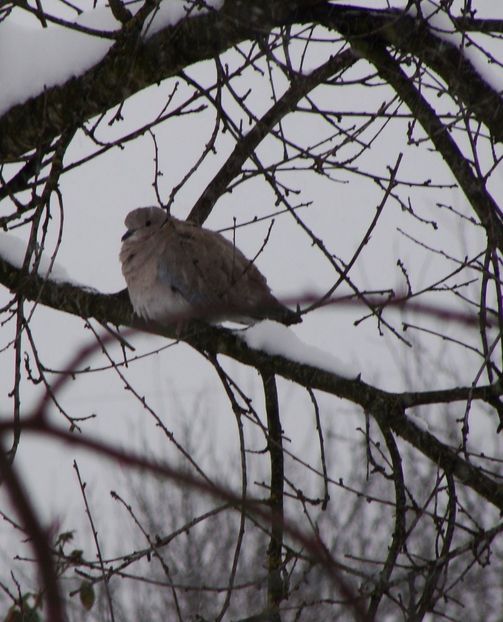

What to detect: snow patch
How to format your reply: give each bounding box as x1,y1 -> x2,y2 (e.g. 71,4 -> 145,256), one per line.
242,320 -> 358,378
409,411 -> 431,432
0,6 -> 116,116
0,1 -> 224,116
142,0 -> 224,38
0,232 -> 69,282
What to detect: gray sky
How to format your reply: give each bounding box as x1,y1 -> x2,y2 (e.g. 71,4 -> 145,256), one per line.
0,0 -> 502,612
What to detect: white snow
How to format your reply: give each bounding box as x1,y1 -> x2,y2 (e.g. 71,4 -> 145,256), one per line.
409,411 -> 431,432
241,320 -> 359,378
0,1 -> 224,117
0,232 -> 69,282
142,0 -> 224,38
0,6 -> 117,116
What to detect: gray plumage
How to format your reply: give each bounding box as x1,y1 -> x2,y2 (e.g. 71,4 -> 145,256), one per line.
120,206 -> 300,325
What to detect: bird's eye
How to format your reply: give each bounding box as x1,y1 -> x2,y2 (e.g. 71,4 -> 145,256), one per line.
145,220 -> 152,227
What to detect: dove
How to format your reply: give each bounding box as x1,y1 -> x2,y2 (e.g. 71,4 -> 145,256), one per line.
120,206 -> 301,326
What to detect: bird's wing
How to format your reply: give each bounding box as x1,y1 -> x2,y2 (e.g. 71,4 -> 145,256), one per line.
156,219 -> 274,313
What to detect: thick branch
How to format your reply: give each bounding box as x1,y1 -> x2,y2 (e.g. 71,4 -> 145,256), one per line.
4,4 -> 502,165
1,258 -> 502,511
0,0 -> 320,162
350,40 -> 503,252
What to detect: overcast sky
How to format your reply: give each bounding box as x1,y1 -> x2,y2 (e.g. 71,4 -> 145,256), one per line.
0,0 -> 502,612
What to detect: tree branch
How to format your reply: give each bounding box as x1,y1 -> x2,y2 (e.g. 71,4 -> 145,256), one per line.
1,257 -> 502,511
0,0 -> 322,162
261,370 -> 285,620
188,49 -> 357,225
3,3 -> 502,167
349,39 -> 503,252
301,4 -> 503,144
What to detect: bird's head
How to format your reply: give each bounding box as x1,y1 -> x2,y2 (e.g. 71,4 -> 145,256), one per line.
121,206 -> 168,242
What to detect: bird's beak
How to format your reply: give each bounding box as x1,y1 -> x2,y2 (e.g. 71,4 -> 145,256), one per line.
121,229 -> 133,242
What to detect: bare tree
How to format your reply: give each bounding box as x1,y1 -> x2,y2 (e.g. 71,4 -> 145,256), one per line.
1,1 -> 503,621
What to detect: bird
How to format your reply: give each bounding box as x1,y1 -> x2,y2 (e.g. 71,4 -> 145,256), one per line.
119,206 -> 301,326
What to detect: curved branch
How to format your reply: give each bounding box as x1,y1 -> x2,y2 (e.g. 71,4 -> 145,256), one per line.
414,471 -> 456,619
367,424 -> 406,620
0,0 -> 320,162
3,3 -> 501,166
1,258 -> 503,510
0,444 -> 64,622
349,39 -> 503,252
